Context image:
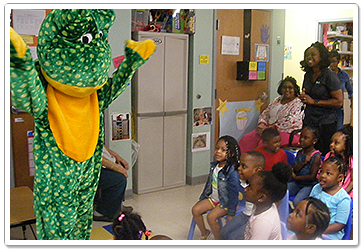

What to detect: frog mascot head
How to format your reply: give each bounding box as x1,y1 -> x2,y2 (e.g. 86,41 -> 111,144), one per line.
10,9 -> 155,240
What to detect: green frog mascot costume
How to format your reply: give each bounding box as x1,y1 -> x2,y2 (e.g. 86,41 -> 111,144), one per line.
10,9 -> 155,240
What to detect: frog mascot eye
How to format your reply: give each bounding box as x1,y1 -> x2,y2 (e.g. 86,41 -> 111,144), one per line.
80,33 -> 93,44
10,9 -> 155,240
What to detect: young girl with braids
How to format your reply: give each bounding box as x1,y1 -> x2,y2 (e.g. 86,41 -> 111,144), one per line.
243,162 -> 292,240
192,135 -> 241,240
112,211 -> 151,240
310,156 -> 351,240
289,126 -> 322,208
287,197 -> 331,240
323,125 -> 353,199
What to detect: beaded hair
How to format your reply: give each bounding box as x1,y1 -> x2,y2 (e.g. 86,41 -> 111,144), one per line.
218,135 -> 241,169
112,211 -> 150,240
323,155 -> 348,184
337,125 -> 353,160
304,197 -> 331,238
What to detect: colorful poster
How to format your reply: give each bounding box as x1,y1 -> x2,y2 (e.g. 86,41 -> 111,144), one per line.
193,107 -> 212,127
255,44 -> 269,62
219,101 -> 260,142
284,42 -> 293,60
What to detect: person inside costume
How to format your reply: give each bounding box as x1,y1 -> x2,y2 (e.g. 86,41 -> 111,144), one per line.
10,9 -> 155,240
93,145 -> 133,222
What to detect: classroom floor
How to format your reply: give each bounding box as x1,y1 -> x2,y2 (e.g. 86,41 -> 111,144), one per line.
9,183 -> 207,241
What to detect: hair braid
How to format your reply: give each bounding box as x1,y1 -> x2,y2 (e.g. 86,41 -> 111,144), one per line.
304,197 -> 330,238
218,135 -> 241,170
325,155 -> 348,184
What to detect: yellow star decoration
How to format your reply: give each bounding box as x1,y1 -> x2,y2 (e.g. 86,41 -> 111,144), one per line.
217,99 -> 230,117
254,99 -> 264,111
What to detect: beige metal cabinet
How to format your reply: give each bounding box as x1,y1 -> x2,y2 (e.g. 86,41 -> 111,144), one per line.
132,32 -> 188,194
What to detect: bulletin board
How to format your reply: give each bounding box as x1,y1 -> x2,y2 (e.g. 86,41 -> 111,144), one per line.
215,9 -> 271,141
10,9 -> 51,189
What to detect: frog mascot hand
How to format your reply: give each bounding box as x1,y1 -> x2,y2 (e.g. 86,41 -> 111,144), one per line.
10,9 -> 155,240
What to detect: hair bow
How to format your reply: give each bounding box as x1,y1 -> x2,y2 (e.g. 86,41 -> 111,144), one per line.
118,214 -> 125,221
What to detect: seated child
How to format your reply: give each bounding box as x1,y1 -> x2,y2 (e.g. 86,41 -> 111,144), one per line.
221,151 -> 265,240
192,135 -> 241,240
287,197 -> 331,240
254,127 -> 288,171
289,126 -> 322,208
323,125 -> 353,199
310,156 -> 351,240
112,211 -> 151,240
243,162 -> 292,240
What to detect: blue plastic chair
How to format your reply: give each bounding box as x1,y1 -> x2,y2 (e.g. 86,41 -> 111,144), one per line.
187,183 -> 246,240
342,199 -> 353,240
278,190 -> 289,240
284,149 -> 296,167
321,199 -> 353,240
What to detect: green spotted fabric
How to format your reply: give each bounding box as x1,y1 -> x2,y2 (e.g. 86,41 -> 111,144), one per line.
37,9 -> 113,88
10,9 -> 151,240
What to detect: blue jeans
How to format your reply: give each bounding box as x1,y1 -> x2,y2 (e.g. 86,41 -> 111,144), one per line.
288,181 -> 314,208
96,168 -> 127,218
221,212 -> 250,240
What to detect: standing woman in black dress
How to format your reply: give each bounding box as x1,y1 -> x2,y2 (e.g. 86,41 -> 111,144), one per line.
299,42 -> 343,155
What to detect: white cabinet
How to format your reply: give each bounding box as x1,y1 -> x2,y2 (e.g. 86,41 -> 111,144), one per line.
132,32 -> 188,194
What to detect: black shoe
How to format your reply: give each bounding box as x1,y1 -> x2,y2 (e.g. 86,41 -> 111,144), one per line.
121,205 -> 133,213
93,214 -> 113,222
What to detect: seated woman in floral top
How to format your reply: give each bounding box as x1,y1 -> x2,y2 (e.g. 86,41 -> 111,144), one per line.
239,76 -> 304,154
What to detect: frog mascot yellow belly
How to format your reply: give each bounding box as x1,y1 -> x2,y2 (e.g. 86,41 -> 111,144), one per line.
10,9 -> 155,240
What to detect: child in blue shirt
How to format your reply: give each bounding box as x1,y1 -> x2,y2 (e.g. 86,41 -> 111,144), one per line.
309,156 -> 351,240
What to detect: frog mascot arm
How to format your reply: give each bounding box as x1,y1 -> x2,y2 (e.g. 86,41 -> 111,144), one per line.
10,9 -> 155,240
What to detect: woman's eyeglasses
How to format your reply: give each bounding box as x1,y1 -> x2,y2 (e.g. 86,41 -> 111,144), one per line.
282,86 -> 294,90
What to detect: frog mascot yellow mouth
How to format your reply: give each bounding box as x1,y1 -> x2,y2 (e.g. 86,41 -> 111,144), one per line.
10,9 -> 155,240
